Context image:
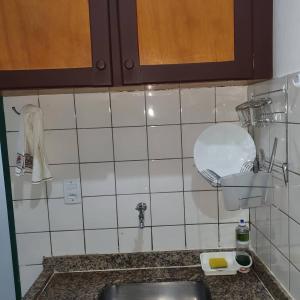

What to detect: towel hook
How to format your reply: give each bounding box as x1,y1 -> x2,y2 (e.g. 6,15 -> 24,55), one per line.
12,107 -> 21,115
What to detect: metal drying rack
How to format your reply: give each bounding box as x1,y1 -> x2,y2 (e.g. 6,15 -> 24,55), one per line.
235,93 -> 288,186
236,95 -> 286,127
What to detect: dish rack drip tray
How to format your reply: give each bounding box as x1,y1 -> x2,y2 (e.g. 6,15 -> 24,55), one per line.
220,172 -> 273,211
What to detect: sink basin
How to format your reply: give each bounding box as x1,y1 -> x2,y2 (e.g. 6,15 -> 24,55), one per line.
98,281 -> 211,300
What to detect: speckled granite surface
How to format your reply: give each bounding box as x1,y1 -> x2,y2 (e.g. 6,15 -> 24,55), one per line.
43,250 -> 202,272
24,250 -> 291,300
38,267 -> 272,300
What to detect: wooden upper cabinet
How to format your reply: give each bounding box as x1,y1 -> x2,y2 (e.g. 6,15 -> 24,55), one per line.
0,0 -> 272,89
136,0 -> 235,66
118,0 -> 272,85
0,1 -> 92,71
0,0 -> 111,89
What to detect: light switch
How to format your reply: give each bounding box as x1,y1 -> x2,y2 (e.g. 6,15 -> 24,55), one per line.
64,179 -> 81,204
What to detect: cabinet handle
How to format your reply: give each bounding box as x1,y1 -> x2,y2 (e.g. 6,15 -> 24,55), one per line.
96,60 -> 106,71
124,59 -> 135,70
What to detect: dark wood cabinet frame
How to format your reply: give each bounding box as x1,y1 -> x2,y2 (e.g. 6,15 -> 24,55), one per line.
253,0 -> 273,79
0,0 -> 273,89
0,0 -> 112,90
118,0 -> 254,85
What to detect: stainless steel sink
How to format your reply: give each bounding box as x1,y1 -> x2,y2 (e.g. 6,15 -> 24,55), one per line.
99,281 -> 211,300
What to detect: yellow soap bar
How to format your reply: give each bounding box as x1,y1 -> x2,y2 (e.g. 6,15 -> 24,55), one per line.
209,257 -> 228,269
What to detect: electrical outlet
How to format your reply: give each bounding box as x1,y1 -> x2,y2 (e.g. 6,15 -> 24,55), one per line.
63,179 -> 81,204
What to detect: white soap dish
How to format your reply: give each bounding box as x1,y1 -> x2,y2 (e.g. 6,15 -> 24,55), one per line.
200,251 -> 239,276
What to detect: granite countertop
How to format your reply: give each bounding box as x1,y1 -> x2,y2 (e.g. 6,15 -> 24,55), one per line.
24,250 -> 291,300
38,267 -> 272,300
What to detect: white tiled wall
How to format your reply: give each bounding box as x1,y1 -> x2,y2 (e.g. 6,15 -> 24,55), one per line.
249,74 -> 300,299
4,85 -> 248,295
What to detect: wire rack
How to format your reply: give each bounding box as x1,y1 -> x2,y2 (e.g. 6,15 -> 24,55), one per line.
236,96 -> 286,127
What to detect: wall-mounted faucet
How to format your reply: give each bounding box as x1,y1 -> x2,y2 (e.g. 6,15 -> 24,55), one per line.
136,202 -> 147,229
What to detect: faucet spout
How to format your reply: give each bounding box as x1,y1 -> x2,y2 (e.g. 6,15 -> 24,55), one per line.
136,202 -> 147,229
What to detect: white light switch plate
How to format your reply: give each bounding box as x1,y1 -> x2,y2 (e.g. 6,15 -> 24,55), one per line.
63,179 -> 81,204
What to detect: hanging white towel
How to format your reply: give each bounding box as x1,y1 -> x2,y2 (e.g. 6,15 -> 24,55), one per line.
15,104 -> 53,184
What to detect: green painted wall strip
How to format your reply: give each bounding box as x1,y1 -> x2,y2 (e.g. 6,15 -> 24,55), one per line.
0,97 -> 22,300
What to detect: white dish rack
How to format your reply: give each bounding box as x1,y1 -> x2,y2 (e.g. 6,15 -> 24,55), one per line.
194,133 -> 285,211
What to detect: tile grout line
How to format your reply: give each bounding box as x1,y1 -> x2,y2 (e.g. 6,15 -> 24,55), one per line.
14,219 -> 236,230
7,120 -> 249,134
144,86 -> 154,251
269,204 -> 272,268
286,82 -> 291,292
253,223 -> 300,274
178,87 -> 187,248
254,207 -> 257,251
270,203 -> 300,227
72,89 -> 87,254
38,92 -> 53,257
108,90 -> 120,253
217,187 -> 221,247
45,184 -> 53,257
287,167 -> 300,176
6,120 -> 224,133
214,87 -> 221,247
214,86 -> 217,124
267,111 -> 271,268
11,189 -> 217,201
251,208 -> 257,252
8,157 -> 200,168
14,222 -> 231,235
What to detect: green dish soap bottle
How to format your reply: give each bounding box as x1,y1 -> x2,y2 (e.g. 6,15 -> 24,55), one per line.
236,219 -> 249,249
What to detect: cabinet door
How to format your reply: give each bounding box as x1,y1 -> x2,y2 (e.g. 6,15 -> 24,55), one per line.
118,0 -> 253,84
0,0 -> 111,89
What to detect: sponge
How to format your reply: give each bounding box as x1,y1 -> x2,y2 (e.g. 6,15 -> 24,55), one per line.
209,257 -> 228,269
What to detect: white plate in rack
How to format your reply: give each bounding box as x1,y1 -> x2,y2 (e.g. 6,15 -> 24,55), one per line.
193,123 -> 256,178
